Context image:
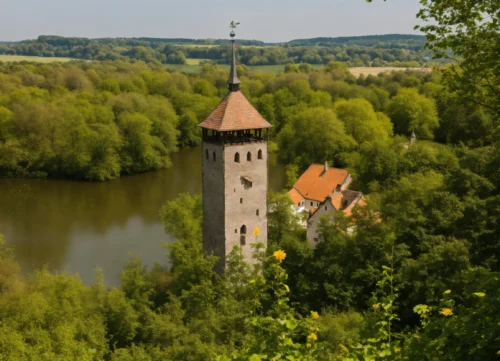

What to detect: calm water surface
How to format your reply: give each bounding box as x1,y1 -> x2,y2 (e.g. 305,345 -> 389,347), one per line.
0,147 -> 285,285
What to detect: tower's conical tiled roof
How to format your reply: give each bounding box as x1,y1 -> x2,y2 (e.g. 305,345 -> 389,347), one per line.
198,26 -> 271,132
198,90 -> 272,131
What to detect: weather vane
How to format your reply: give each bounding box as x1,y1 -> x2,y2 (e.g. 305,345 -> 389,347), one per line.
229,21 -> 240,38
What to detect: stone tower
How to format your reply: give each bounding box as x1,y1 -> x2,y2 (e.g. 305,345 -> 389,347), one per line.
198,27 -> 272,272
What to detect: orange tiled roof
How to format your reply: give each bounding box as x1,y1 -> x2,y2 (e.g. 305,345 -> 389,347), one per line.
288,188 -> 303,205
198,90 -> 272,131
344,198 -> 366,217
293,165 -> 349,202
328,192 -> 343,210
310,207 -> 319,215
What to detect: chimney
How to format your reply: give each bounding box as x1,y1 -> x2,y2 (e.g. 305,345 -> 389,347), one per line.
324,161 -> 329,171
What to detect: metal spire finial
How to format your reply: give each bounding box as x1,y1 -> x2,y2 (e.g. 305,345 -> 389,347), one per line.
227,21 -> 241,91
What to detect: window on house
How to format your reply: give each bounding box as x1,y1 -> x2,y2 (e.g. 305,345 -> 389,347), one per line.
256,209 -> 259,216
310,202 -> 313,206
240,198 -> 243,204
212,151 -> 216,161
234,152 -> 240,162
297,203 -> 300,207
258,149 -> 263,159
205,149 -> 208,160
247,152 -> 252,161
325,206 -> 327,211
235,229 -> 237,233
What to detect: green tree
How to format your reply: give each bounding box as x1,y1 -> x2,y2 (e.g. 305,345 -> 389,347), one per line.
334,98 -> 393,144
278,107 -> 355,168
387,88 -> 439,139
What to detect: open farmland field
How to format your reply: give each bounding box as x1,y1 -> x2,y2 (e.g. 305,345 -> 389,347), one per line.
185,58 -> 211,65
0,55 -> 74,63
349,67 -> 423,77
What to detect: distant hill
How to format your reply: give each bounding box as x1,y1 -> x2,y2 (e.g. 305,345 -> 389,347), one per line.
18,35 -> 265,47
5,34 -> 425,48
287,34 -> 427,49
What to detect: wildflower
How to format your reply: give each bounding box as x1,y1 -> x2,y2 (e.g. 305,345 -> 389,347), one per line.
443,290 -> 451,294
253,226 -> 260,236
307,333 -> 318,342
311,311 -> 319,320
273,250 -> 286,263
440,308 -> 453,316
373,303 -> 380,311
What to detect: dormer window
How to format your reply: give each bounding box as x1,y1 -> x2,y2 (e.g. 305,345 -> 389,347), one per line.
241,175 -> 253,189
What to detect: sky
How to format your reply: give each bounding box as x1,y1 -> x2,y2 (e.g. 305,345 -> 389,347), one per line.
0,0 -> 422,42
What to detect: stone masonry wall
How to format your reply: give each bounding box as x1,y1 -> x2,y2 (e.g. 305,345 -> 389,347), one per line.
202,142 -> 226,272
224,141 -> 268,263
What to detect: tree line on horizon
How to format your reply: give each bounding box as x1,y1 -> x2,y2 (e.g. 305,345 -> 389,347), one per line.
0,34 -> 434,67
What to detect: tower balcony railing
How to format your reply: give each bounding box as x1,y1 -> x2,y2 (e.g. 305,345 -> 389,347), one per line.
202,130 -> 268,144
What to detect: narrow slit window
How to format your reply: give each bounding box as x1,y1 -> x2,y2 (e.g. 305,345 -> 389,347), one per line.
234,152 -> 240,163
212,151 -> 216,161
256,209 -> 259,216
240,225 -> 247,246
247,152 -> 252,161
258,149 -> 263,159
205,149 -> 208,160
240,198 -> 243,204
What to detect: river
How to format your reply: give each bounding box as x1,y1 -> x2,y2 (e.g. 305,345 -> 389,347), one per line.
0,147 -> 286,285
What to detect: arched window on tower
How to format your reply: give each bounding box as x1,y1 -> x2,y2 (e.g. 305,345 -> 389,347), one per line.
205,149 -> 209,160
240,225 -> 247,246
213,151 -> 216,161
258,149 -> 263,159
234,152 -> 240,163
247,152 -> 252,161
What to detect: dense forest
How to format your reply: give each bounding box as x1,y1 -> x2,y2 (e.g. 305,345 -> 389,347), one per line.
0,34 -> 431,66
0,0 -> 499,360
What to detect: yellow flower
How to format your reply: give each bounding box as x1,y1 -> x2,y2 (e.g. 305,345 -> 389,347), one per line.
440,308 -> 453,316
311,311 -> 320,320
253,226 -> 261,236
443,289 -> 451,294
273,250 -> 286,263
373,303 -> 380,311
307,333 -> 318,342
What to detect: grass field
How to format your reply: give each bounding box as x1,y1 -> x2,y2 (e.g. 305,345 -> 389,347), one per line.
185,58 -> 211,65
0,55 -> 74,63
